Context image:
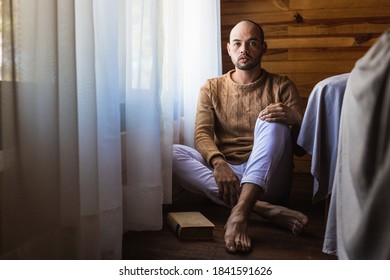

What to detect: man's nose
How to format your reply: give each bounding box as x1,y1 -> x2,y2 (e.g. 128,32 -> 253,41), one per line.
240,44 -> 249,54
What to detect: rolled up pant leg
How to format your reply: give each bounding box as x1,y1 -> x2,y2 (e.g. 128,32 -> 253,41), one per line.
241,119 -> 293,203
173,120 -> 293,206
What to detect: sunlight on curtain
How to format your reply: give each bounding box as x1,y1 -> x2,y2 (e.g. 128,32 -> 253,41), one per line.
121,0 -> 166,231
75,0 -> 122,259
121,0 -> 221,231
162,0 -> 222,148
173,0 -> 222,148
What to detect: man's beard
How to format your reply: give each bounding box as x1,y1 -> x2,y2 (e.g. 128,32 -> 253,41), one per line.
233,55 -> 262,71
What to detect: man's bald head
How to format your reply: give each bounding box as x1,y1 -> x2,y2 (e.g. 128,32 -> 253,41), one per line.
229,20 -> 265,44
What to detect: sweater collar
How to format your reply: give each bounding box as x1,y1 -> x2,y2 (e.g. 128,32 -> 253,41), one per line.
226,69 -> 267,89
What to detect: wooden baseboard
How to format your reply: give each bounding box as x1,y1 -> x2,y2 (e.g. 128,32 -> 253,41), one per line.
294,153 -> 312,173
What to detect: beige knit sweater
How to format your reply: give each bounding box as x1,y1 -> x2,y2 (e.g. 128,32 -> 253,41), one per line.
195,69 -> 303,166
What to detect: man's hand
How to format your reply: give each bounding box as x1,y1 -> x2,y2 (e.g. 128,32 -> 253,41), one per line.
258,102 -> 300,125
211,157 -> 241,206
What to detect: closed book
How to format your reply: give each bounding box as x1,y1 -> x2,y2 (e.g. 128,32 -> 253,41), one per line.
167,211 -> 215,240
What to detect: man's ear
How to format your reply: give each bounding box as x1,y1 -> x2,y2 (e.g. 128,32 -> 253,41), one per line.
227,42 -> 231,56
262,41 -> 268,55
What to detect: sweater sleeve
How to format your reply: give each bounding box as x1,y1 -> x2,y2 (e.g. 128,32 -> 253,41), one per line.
279,76 -> 306,156
279,77 -> 304,124
194,81 -> 225,166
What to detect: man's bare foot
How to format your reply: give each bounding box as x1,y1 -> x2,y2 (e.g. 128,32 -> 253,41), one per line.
223,183 -> 263,254
253,201 -> 308,235
224,208 -> 251,254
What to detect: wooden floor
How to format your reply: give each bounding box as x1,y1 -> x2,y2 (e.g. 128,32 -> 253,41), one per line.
122,173 -> 337,260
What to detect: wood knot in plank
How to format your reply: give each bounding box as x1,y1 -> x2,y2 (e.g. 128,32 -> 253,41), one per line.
294,13 -> 304,24
355,34 -> 372,45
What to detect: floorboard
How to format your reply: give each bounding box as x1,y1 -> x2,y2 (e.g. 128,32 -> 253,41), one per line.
122,173 -> 337,260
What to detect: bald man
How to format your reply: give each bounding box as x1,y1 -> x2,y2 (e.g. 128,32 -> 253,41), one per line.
173,20 -> 308,254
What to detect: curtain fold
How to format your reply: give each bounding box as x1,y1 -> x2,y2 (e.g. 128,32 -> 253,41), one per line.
121,0 -> 165,231
162,0 -> 222,148
1,0 -> 221,259
1,0 -> 122,259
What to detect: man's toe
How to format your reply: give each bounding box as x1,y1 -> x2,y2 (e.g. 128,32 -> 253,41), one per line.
225,241 -> 237,254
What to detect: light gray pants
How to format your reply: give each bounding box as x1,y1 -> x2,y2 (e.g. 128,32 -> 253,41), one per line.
172,119 -> 293,207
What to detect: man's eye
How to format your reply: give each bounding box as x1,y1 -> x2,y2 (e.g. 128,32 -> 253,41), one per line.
249,41 -> 257,47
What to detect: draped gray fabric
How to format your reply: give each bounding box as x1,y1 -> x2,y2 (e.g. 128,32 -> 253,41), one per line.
332,29 -> 390,259
297,73 -> 349,204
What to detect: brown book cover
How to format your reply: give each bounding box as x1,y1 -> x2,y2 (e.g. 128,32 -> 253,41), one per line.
167,211 -> 215,240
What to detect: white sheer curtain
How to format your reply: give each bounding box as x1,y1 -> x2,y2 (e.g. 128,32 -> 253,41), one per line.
162,0 -> 222,148
122,0 -> 222,231
0,0 -> 221,259
1,0 -> 123,259
121,0 -> 166,231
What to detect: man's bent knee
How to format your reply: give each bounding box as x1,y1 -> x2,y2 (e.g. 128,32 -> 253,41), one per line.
255,119 -> 290,138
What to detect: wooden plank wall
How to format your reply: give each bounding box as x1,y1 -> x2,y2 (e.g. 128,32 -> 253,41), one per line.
220,0 -> 390,173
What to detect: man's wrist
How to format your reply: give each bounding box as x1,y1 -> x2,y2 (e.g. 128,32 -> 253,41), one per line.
211,156 -> 225,168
